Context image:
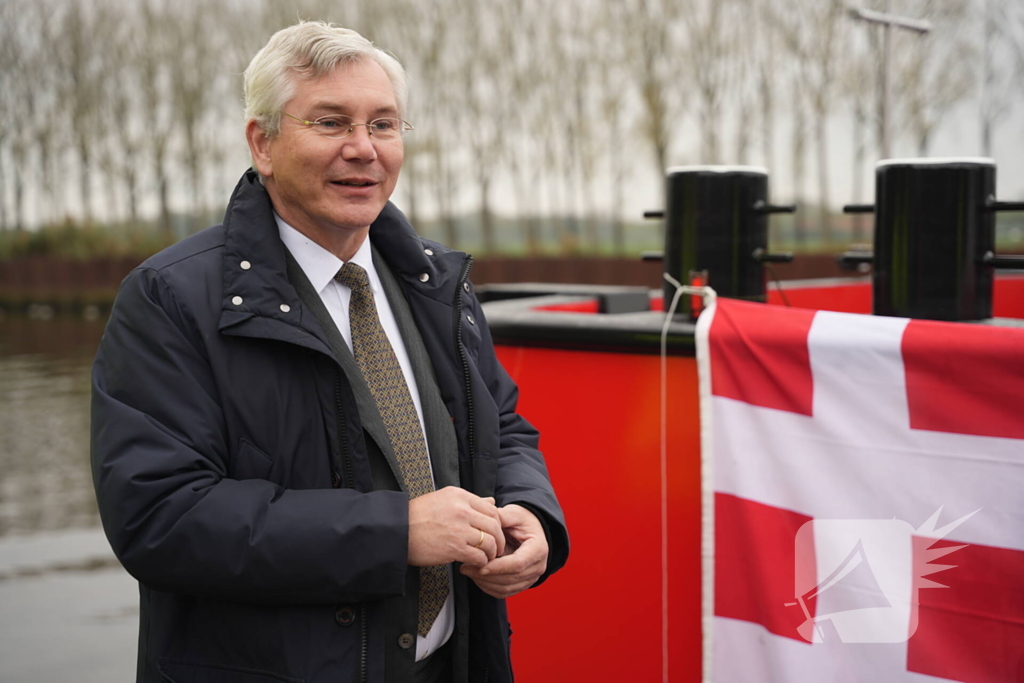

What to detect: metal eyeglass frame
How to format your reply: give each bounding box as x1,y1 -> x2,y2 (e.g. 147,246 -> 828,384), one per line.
279,111 -> 414,140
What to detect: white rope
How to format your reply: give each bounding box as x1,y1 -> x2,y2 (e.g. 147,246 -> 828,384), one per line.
693,292 -> 718,683
659,275 -> 716,683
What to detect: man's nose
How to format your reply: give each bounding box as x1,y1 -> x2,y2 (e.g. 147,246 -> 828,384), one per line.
340,126 -> 378,162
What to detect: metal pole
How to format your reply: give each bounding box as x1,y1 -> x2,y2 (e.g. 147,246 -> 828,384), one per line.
849,5 -> 932,160
882,19 -> 892,158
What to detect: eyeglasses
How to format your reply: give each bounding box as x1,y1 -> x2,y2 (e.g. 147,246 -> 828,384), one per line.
280,111 -> 413,141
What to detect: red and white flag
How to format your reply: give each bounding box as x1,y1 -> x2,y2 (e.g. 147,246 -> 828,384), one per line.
694,298 -> 1024,683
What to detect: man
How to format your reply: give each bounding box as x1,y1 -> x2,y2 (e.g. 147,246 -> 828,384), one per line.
91,21 -> 568,683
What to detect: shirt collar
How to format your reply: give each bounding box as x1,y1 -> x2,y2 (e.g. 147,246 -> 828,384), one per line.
275,214 -> 376,294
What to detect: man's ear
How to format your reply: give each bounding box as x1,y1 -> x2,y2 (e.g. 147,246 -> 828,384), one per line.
246,119 -> 274,179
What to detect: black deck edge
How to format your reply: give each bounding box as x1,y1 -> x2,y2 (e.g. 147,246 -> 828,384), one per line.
481,277 -> 1024,354
482,293 -> 697,356
475,282 -> 653,303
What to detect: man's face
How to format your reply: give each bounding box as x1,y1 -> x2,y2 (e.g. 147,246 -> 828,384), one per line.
251,59 -> 404,245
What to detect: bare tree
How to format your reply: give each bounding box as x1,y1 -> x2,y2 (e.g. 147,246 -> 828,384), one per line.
171,0 -> 224,230
770,0 -> 848,244
398,0 -> 460,246
27,0 -> 68,227
135,0 -> 178,237
102,5 -> 148,225
790,71 -> 811,246
591,2 -> 633,253
840,29 -> 875,243
1008,0 -> 1024,83
626,0 -> 685,180
447,0 -> 508,254
980,0 -> 1020,156
754,0 -> 782,177
731,1 -> 761,166
498,0 -> 548,253
4,0 -> 57,231
566,7 -> 605,252
686,0 -> 736,164
56,0 -> 107,224
379,0 -> 435,230
0,0 -> 19,231
544,0 -> 603,254
897,0 -> 975,156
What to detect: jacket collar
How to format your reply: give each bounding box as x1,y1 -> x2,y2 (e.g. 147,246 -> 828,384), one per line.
219,170 -> 467,338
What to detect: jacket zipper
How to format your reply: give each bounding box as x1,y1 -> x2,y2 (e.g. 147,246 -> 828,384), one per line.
454,256 -> 475,458
335,371 -> 365,683
338,255 -> 473,683
458,258 -> 498,683
333,371 -> 354,489
359,605 -> 368,683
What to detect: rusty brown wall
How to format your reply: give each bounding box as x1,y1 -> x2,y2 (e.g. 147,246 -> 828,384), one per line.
470,254 -> 851,289
0,256 -> 144,307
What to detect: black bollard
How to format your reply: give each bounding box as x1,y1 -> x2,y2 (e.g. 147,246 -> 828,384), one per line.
661,166 -> 793,315
873,158 -> 998,321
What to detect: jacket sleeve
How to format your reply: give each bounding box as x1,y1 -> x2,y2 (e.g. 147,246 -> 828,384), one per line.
91,267 -> 410,605
465,294 -> 569,585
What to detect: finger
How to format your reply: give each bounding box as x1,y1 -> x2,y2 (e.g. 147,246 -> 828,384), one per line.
461,564 -> 543,601
468,510 -> 506,557
468,495 -> 502,523
454,524 -> 496,566
497,505 -> 542,540
458,544 -> 491,569
462,563 -> 541,586
473,565 -> 541,587
440,487 -> 495,513
468,508 -> 503,540
497,503 -> 529,527
496,504 -> 521,528
467,527 -> 487,559
480,540 -> 545,576
467,527 -> 500,564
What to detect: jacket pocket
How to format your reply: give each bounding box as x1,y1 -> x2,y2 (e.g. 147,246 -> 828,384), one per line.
158,659 -> 303,683
231,438 -> 274,481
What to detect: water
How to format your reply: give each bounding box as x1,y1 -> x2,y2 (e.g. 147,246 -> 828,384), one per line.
0,317 -> 106,536
0,316 -> 138,682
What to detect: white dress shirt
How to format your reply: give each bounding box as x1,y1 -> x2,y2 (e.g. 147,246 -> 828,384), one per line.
276,215 -> 454,661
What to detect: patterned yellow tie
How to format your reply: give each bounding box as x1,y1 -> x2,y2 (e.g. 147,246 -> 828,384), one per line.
335,262 -> 448,637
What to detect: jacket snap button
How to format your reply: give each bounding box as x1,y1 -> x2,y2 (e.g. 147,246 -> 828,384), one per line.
331,471 -> 341,488
240,260 -> 251,270
424,248 -> 434,256
231,296 -> 243,306
463,282 -> 470,293
467,314 -> 475,325
335,606 -> 356,626
279,304 -> 291,313
398,633 -> 415,649
419,273 -> 429,283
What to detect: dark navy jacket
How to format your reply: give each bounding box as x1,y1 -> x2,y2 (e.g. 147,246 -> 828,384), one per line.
91,171 -> 569,683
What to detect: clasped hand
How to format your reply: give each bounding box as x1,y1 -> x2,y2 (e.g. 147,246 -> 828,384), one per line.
408,487 -> 548,599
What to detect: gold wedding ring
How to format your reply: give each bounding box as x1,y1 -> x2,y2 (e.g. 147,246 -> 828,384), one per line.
473,529 -> 485,549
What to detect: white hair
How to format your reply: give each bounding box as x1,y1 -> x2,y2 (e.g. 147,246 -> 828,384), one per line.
243,20 -> 408,139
